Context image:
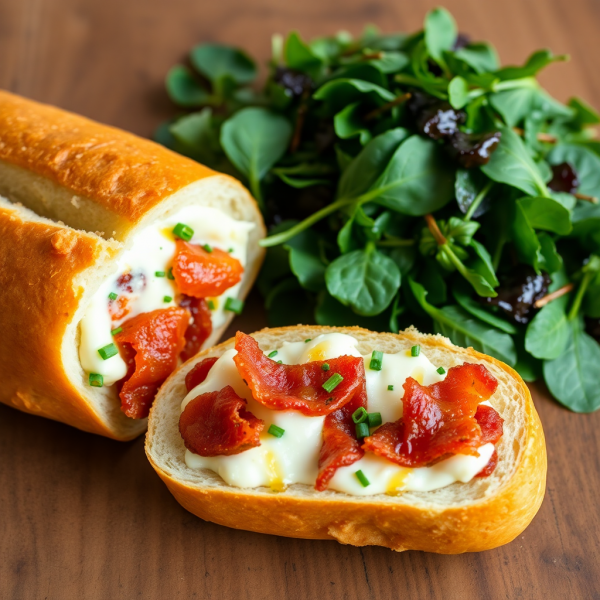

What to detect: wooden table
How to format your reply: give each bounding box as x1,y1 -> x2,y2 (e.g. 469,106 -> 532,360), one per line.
1,0 -> 600,598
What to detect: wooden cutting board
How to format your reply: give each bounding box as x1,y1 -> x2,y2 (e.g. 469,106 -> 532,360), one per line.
1,0 -> 599,598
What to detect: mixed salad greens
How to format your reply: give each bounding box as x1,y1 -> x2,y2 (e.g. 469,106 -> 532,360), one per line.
156,7 -> 600,413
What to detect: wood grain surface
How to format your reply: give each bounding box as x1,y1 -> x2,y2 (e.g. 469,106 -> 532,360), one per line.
1,0 -> 600,598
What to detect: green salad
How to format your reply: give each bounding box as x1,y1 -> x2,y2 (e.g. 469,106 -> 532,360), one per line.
156,7 -> 600,413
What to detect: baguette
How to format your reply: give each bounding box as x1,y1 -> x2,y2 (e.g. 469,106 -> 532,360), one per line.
0,91 -> 265,440
146,325 -> 546,553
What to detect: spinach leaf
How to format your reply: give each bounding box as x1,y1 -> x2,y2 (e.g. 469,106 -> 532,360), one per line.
543,318 -> 600,412
409,279 -> 517,365
190,44 -> 256,88
454,169 -> 491,218
518,196 -> 573,235
490,87 -> 572,127
365,135 -> 454,215
452,283 -> 516,333
313,79 -> 395,114
469,239 -> 499,287
334,102 -> 371,145
568,97 -> 600,127
494,49 -> 567,80
284,230 -> 327,292
325,245 -> 401,316
481,127 -> 548,197
315,291 -> 390,330
220,108 -> 292,207
284,32 -> 325,79
169,109 -> 221,164
525,300 -> 569,360
548,143 -> 600,199
424,7 -> 457,64
166,66 -> 209,107
337,128 -> 410,200
454,43 -> 499,73
448,76 -> 469,109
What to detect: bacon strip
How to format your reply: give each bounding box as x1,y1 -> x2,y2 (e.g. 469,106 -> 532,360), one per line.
179,295 -> 213,362
114,307 -> 189,419
179,385 -> 264,456
172,240 -> 243,298
185,357 -> 219,392
316,381 -> 367,491
362,363 -> 500,469
233,332 -> 366,416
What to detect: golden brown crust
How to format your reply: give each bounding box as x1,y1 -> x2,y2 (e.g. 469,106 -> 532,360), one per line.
0,90 -> 215,224
0,204 -> 141,439
147,325 -> 547,553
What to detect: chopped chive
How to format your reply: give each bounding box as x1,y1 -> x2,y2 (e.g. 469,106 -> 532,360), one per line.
207,300 -> 215,310
322,373 -> 343,393
321,363 -> 330,371
387,384 -> 394,391
108,292 -> 118,301
268,424 -> 285,438
163,295 -> 173,303
355,422 -> 370,439
277,360 -> 283,364
111,326 -> 123,336
411,345 -> 421,357
352,406 -> 368,424
97,343 -> 118,360
268,350 -> 278,358
228,247 -> 234,253
167,267 -> 175,280
367,412 -> 382,428
437,366 -> 446,375
304,338 -> 311,343
88,373 -> 103,387
155,271 -> 165,277
172,222 -> 194,241
202,243 -> 213,253
355,470 -> 370,487
224,297 -> 244,314
369,350 -> 383,371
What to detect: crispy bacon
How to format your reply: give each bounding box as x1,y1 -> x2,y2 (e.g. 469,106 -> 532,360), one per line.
172,240 -> 243,298
114,307 -> 189,419
362,363 -> 500,469
179,385 -> 264,456
179,295 -> 213,362
316,382 -> 367,491
233,332 -> 366,416
185,357 -> 219,392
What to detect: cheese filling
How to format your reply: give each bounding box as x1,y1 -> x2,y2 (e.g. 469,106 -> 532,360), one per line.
79,205 -> 254,386
183,333 -> 495,496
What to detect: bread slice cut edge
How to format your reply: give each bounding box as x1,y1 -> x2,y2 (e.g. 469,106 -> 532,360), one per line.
146,325 -> 547,553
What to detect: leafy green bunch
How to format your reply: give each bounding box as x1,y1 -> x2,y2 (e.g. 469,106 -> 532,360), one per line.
156,7 -> 600,412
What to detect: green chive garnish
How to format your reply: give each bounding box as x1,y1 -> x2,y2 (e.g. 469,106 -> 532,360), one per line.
207,300 -> 215,310
98,343 -> 118,360
108,292 -> 118,301
304,338 -> 311,343
111,326 -> 123,336
321,363 -> 330,371
367,412 -> 382,428
268,424 -> 285,438
228,247 -> 234,253
155,271 -> 165,277
355,470 -> 370,487
352,407 -> 368,424
437,366 -> 446,375
268,350 -> 278,358
89,373 -> 103,387
172,222 -> 194,241
322,373 -> 343,393
277,360 -> 283,364
163,295 -> 173,303
369,350 -> 383,371
355,422 -> 369,439
167,268 -> 175,280
202,244 -> 213,253
224,297 -> 244,314
411,345 -> 421,357
387,384 -> 394,391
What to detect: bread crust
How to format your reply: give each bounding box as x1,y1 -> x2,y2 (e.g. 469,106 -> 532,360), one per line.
146,326 -> 547,553
0,92 -> 265,439
0,90 -> 215,227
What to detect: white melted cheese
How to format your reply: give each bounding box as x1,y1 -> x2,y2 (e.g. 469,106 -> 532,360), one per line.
183,333 -> 495,496
79,205 -> 254,386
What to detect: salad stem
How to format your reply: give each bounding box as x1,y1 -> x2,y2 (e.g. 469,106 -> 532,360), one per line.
568,271 -> 594,321
534,283 -> 574,308
464,181 -> 493,221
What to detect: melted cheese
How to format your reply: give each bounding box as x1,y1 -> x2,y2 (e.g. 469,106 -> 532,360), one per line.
78,206 -> 254,386
183,334 -> 496,495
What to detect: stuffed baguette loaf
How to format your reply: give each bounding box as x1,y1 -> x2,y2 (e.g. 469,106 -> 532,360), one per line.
0,91 -> 265,440
146,325 -> 546,554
